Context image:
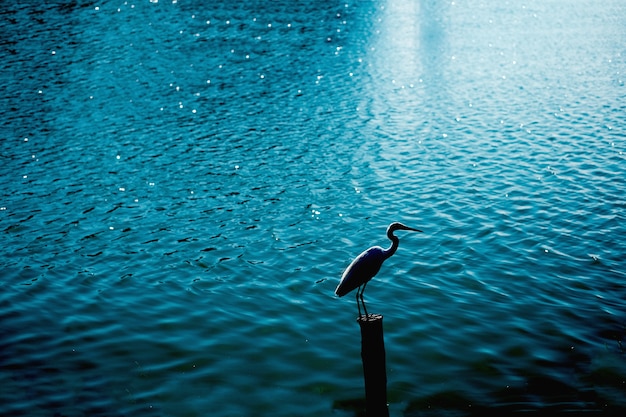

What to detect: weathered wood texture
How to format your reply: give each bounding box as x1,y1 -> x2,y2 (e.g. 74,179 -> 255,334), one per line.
358,314 -> 389,417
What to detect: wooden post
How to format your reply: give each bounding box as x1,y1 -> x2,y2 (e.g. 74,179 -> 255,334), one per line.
357,314 -> 389,417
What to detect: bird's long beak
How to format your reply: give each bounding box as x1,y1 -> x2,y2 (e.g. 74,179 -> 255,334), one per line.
397,223 -> 423,233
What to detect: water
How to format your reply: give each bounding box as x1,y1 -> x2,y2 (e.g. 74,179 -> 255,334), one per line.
1,1 -> 625,415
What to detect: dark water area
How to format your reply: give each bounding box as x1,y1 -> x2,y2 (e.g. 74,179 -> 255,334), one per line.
1,1 -> 625,416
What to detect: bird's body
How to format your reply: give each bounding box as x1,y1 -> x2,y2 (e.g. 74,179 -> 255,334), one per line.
335,246 -> 386,297
335,222 -> 422,318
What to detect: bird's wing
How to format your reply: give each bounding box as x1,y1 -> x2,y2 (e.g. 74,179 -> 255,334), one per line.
335,246 -> 385,296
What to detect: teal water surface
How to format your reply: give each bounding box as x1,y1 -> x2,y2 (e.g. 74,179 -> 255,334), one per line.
1,1 -> 625,416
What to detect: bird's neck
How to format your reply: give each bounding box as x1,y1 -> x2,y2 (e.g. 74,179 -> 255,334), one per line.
384,235 -> 399,259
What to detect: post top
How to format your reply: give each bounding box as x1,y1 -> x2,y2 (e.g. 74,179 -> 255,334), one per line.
357,313 -> 383,323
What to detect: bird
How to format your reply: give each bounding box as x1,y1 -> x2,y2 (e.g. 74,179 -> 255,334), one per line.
335,222 -> 422,319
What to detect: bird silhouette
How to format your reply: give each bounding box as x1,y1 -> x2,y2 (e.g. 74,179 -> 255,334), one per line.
335,222 -> 422,319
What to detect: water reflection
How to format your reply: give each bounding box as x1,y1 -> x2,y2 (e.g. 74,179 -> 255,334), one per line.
357,0 -> 452,201
368,0 -> 448,87
2,0 -> 626,416
419,0 -> 447,88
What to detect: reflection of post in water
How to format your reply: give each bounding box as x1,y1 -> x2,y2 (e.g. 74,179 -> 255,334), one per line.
358,314 -> 389,417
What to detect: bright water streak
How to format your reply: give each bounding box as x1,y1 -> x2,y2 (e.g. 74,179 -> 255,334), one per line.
1,1 -> 625,416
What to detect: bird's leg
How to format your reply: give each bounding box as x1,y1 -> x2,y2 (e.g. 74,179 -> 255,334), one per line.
355,286 -> 362,318
360,297 -> 369,320
360,282 -> 369,320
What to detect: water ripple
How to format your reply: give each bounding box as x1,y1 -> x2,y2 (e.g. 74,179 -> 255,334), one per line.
2,0 -> 626,415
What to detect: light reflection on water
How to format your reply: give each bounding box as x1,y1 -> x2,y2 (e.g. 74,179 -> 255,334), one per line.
1,0 -> 626,416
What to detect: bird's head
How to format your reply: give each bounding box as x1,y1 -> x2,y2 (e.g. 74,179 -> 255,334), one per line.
387,222 -> 423,234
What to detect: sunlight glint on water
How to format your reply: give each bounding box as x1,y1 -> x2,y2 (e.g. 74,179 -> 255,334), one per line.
1,1 -> 625,416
